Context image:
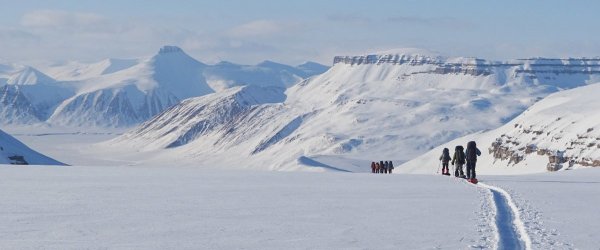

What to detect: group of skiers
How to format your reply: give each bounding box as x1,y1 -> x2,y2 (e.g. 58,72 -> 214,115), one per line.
370,161 -> 394,174
439,141 -> 481,183
365,141 -> 481,182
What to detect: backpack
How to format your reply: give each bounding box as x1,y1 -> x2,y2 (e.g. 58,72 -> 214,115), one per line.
442,148 -> 451,161
466,141 -> 477,162
455,146 -> 466,164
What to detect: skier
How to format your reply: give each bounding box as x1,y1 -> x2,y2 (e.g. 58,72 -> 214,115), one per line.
380,160 -> 385,174
465,141 -> 482,183
375,162 -> 381,173
388,161 -> 394,174
371,162 -> 376,173
383,161 -> 390,174
452,145 -> 466,178
439,148 -> 452,175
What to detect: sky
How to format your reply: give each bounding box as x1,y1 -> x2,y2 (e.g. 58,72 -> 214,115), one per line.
2,0 -> 600,66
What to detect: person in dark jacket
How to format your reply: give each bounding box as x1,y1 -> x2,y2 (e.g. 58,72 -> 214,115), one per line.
439,148 -> 452,175
465,141 -> 482,181
452,145 -> 466,178
380,160 -> 385,174
388,161 -> 394,174
371,162 -> 376,173
384,161 -> 390,174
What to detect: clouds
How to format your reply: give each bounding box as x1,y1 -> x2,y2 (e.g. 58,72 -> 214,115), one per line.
1,9 -> 311,65
227,20 -> 284,38
21,10 -> 115,33
3,3 -> 600,67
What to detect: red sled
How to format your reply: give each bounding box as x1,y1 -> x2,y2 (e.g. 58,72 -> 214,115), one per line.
469,178 -> 478,184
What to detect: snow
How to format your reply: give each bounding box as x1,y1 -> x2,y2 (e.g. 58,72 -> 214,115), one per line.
1,46 -> 327,128
0,128 -> 64,165
0,165 -> 491,249
1,161 -> 597,249
110,51 -> 600,171
3,114 -> 599,249
481,169 -> 600,249
39,58 -> 140,81
400,82 -> 600,175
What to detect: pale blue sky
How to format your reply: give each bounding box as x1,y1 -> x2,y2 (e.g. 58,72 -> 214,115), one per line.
1,0 -> 600,65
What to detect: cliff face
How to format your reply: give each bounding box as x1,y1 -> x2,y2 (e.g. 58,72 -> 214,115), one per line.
400,81 -> 600,175
333,54 -> 600,83
489,115 -> 600,171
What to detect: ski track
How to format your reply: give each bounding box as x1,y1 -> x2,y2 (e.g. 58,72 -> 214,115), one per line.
477,182 -> 532,250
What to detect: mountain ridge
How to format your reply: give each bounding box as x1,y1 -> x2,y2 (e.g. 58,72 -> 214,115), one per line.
109,49 -> 600,171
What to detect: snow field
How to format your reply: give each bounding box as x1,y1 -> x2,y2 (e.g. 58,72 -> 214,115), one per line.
477,182 -> 532,249
482,169 -> 600,249
0,166 -> 490,249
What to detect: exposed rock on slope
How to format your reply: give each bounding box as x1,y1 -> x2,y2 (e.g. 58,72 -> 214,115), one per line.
111,50 -> 600,171
400,82 -> 600,175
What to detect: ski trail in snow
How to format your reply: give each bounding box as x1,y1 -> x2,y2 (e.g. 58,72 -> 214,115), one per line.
477,182 -> 532,250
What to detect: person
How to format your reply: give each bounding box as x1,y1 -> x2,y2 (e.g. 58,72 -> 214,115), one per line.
375,162 -> 381,173
465,141 -> 482,181
384,161 -> 389,174
371,162 -> 376,173
452,145 -> 466,178
380,160 -> 385,174
439,148 -> 451,175
388,161 -> 394,174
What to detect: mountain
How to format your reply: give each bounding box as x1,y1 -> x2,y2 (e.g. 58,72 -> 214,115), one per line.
296,61 -> 330,76
202,60 -> 328,91
41,58 -> 140,81
0,128 -> 65,165
0,63 -> 74,123
112,85 -> 287,150
0,46 -> 327,128
110,49 -> 600,171
399,82 -> 600,175
47,46 -> 215,127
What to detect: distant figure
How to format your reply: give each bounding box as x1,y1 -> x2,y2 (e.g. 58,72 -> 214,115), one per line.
439,148 -> 452,175
371,162 -> 376,173
375,162 -> 381,173
380,161 -> 385,174
452,145 -> 466,178
388,161 -> 394,174
465,141 -> 482,182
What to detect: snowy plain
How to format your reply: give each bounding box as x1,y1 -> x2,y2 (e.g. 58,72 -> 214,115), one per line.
2,48 -> 600,249
482,169 -> 600,249
0,165 -> 492,250
1,162 -> 598,249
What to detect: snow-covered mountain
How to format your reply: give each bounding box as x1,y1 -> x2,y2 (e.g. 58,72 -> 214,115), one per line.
400,82 -> 600,175
47,46 -> 215,127
0,128 -> 65,165
203,60 -> 328,91
110,49 -> 600,171
42,58 -> 140,81
0,46 -> 327,127
0,63 -> 74,123
113,85 -> 287,150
